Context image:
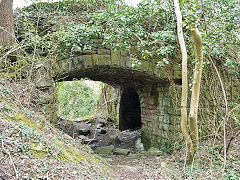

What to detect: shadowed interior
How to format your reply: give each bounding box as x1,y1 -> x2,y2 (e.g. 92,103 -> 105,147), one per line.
119,88 -> 141,131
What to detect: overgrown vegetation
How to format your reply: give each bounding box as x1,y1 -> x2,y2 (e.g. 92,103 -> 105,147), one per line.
0,0 -> 239,178
57,79 -> 101,119
0,79 -> 112,179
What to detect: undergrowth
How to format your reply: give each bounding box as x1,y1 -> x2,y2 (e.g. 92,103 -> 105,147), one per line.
0,79 -> 113,179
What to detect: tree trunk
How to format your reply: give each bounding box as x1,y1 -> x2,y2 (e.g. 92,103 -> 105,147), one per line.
0,0 -> 16,60
0,0 -> 15,46
174,0 -> 203,165
174,0 -> 193,164
188,29 -> 203,164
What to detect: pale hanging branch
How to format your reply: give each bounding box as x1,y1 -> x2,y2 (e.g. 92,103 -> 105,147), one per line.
189,29 -> 203,163
174,0 -> 193,160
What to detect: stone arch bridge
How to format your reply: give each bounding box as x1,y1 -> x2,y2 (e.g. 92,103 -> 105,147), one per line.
36,38 -> 181,149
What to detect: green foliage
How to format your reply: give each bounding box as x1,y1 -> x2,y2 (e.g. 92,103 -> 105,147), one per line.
14,0 -> 177,65
90,0 -> 177,60
52,23 -> 102,57
57,79 -> 100,119
14,0 -> 239,75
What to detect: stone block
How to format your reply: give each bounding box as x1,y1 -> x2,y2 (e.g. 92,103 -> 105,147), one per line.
111,50 -> 120,67
69,58 -> 76,71
91,54 -> 98,66
68,60 -> 73,72
103,55 -> 111,65
120,56 -> 126,68
98,55 -> 105,66
125,57 -> 132,68
94,145 -> 114,154
36,78 -> 53,88
82,50 -> 93,55
72,57 -> 79,70
113,148 -> 131,155
75,56 -> 85,69
98,48 -> 111,55
121,51 -> 129,56
85,55 -> 92,67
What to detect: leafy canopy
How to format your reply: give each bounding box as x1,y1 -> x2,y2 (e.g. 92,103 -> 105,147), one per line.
14,0 -> 239,74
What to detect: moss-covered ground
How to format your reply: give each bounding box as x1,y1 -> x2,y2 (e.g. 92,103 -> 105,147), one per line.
0,79 -> 113,179
0,79 -> 239,179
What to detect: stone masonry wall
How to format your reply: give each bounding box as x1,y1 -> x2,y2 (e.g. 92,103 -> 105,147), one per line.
138,83 -> 174,151
33,37 -> 183,151
52,38 -> 181,84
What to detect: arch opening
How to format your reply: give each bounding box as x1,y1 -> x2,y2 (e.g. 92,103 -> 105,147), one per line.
119,88 -> 141,131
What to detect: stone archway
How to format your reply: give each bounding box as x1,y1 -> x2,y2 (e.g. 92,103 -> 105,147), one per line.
36,42 -> 181,149
119,88 -> 141,131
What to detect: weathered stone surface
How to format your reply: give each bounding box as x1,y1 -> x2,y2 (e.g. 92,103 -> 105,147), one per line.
58,118 -> 91,138
135,138 -> 144,152
74,123 -> 91,136
36,78 -> 53,88
97,128 -> 107,134
113,148 -> 131,155
39,94 -> 53,104
48,39 -> 181,151
78,135 -> 98,144
98,48 -> 110,55
111,50 -> 120,66
108,132 -> 118,143
94,145 -> 114,154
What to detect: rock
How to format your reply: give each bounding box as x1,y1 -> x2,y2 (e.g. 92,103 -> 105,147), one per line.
39,94 -> 53,104
135,138 -> 144,152
97,128 -> 107,134
126,152 -> 145,159
108,132 -> 118,142
98,118 -> 107,125
74,123 -> 90,136
73,116 -> 96,123
94,145 -> 114,154
113,148 -> 131,155
36,78 -> 53,88
78,135 -> 98,144
96,123 -> 104,129
117,165 -> 138,172
147,147 -> 163,156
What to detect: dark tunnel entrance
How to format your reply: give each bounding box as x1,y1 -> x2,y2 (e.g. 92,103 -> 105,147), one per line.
119,88 -> 141,131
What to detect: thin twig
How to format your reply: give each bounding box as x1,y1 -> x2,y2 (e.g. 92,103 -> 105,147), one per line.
1,139 -> 18,179
206,48 -> 228,177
